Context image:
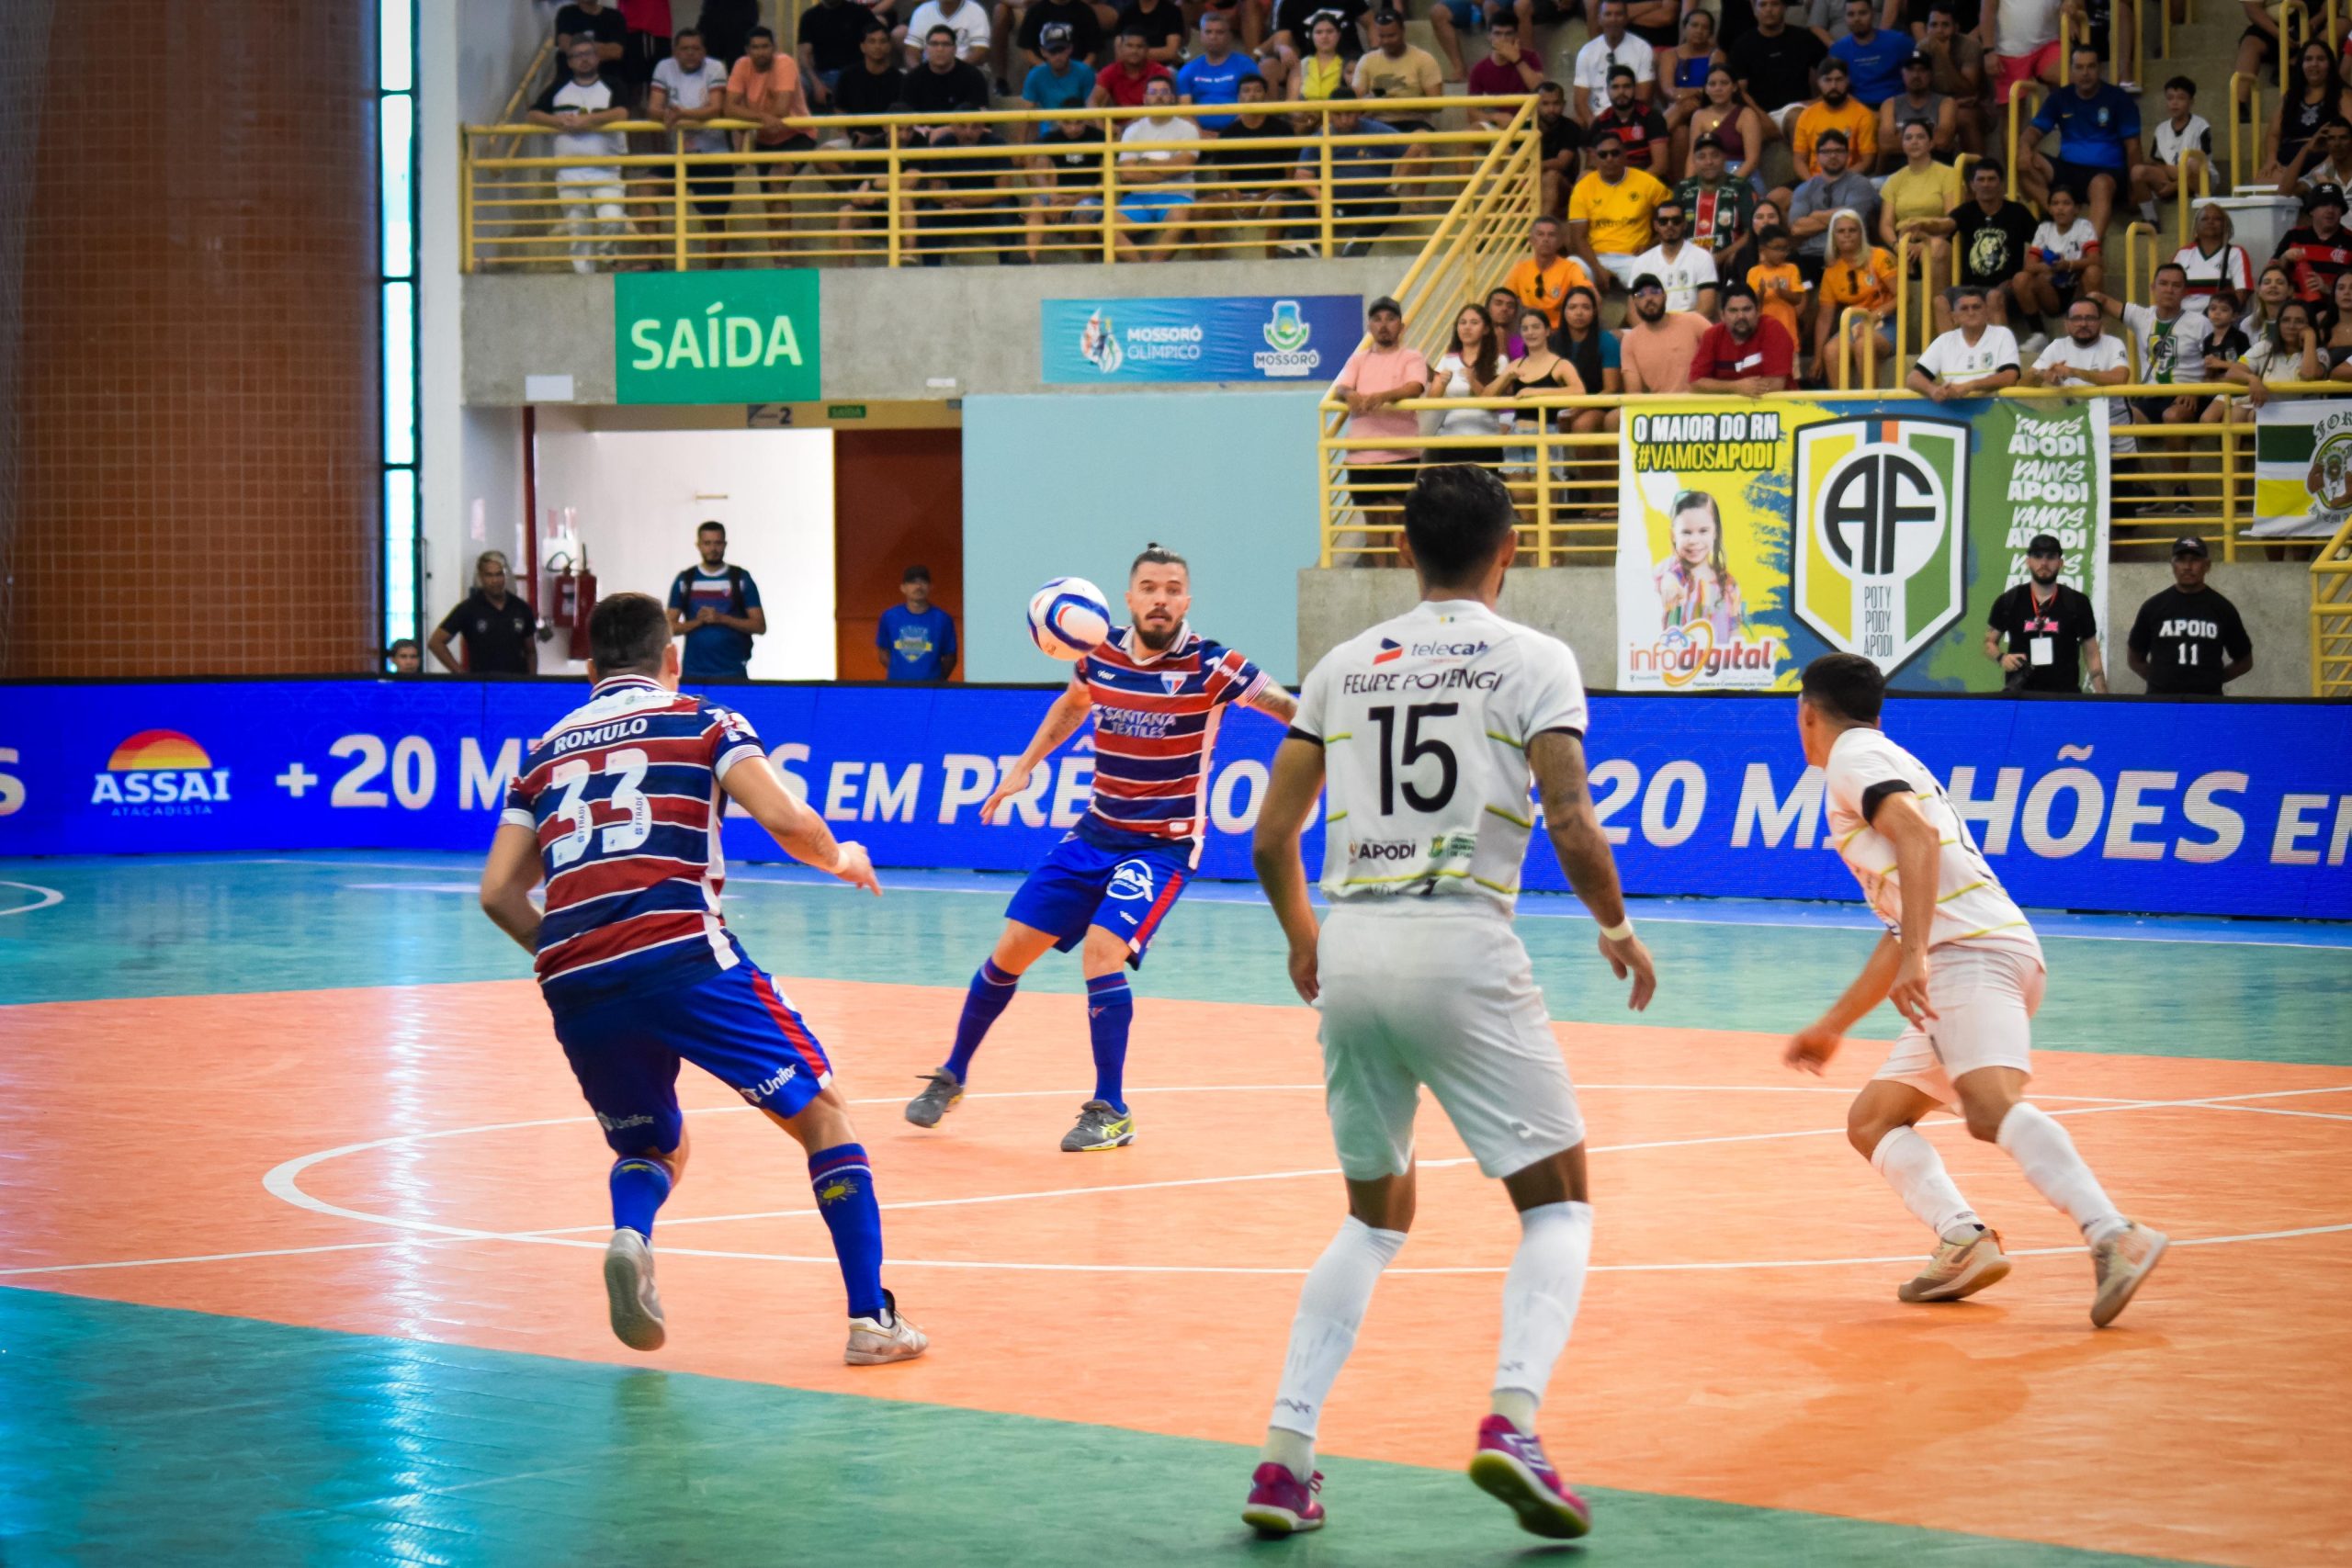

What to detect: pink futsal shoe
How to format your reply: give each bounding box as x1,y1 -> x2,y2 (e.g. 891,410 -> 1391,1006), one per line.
1240,1462 -> 1325,1536
1468,1416 -> 1593,1540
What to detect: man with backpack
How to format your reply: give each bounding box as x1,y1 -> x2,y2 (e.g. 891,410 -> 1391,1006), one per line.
666,521 -> 766,681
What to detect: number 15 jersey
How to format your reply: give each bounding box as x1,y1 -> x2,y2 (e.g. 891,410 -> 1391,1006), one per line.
1294,598 -> 1589,914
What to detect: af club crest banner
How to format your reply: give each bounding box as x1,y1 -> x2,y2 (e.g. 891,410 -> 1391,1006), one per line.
2252,398 -> 2352,538
1616,398 -> 2110,691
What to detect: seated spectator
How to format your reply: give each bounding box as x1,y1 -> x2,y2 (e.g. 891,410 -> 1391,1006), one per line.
1728,0 -> 1826,141
1575,0 -> 1658,123
556,0 -> 628,77
2019,46 -> 2138,243
1016,0 -> 1104,71
1021,23 -> 1098,134
1878,118 -> 1961,278
2020,298 -> 2132,388
650,29 -> 735,247
1941,158 -> 2034,331
1101,77 -> 1201,259
1466,17 -> 1546,128
1201,0 -> 1266,55
799,0 -> 880,107
1631,197 -> 1721,316
1332,296 -> 1428,547
899,0 -> 991,69
1657,9 -> 1725,151
1618,0 -> 1685,51
1690,283 -> 1796,391
1290,12 -> 1354,99
1916,2 -> 1986,153
2196,290 -> 2254,380
902,24 -> 991,131
2127,537 -> 2253,694
1829,0 -> 1908,107
1351,8 -> 1440,194
2280,116 -> 2352,199
2259,40 -> 2352,188
1684,69 -> 1766,191
530,39 -> 633,275
1536,83 -> 1586,216
1790,62 -> 1877,188
1121,0 -> 1191,64
1094,28 -> 1177,105
1427,304 -> 1517,469
1678,133 -> 1757,256
1568,133 -> 1671,287
1746,228 -> 1807,344
1876,51 -> 1956,170
728,24 -> 818,251
1719,199 -> 1784,292
1277,88 -> 1399,256
387,638 -> 424,675
1819,209 -> 1898,385
1198,76 -> 1292,251
429,552 -> 539,675
1551,285 -> 1623,429
1985,0 -> 2061,107
2016,184 -> 2102,330
1620,274 -> 1713,392
1182,12 -> 1255,130
915,114 -> 1024,264
2213,298 -> 2320,406
2095,265 -> 2210,426
1788,130 -> 1877,276
1260,0 -> 1372,98
1025,115 -> 1111,258
1504,324 -> 1589,457
2275,184 -> 2352,304
1591,65 -> 1672,174
2136,76 -> 2213,210
1425,0 -> 1479,84
1487,285 -> 1532,354
1907,284 -> 2021,400
1505,214 -> 1597,329
828,21 -> 909,125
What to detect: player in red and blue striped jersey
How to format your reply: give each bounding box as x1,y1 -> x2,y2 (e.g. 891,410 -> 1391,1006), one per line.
904,544 -> 1297,1152
479,592 -> 927,1366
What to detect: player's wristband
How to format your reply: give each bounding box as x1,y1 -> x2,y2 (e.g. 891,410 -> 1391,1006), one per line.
831,841 -> 862,874
1599,918 -> 1635,942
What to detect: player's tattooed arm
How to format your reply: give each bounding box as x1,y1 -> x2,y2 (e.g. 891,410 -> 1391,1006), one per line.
1530,730 -> 1657,1011
983,674 -> 1093,823
1245,683 -> 1300,724
1252,734 -> 1328,1004
479,824 -> 546,953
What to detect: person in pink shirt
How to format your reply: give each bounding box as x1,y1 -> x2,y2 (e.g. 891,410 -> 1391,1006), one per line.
1333,297 -> 1430,558
727,27 -> 814,254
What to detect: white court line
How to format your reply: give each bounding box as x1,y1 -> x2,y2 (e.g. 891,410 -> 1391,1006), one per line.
0,881 -> 64,917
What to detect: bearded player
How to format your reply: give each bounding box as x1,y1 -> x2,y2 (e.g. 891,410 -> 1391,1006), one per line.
1786,651 -> 2165,1326
903,544 -> 1295,1152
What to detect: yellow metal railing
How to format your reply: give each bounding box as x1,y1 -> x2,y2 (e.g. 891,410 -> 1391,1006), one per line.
2058,6 -> 2142,103
2230,71 -> 2264,189
2315,505 -> 2352,695
461,98 -> 1528,270
2006,84 -> 2044,201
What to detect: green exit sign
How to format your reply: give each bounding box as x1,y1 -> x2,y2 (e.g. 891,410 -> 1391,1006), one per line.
616,270 -> 821,405
826,404 -> 868,420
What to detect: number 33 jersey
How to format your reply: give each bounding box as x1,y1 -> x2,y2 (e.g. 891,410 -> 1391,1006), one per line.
503,674 -> 768,1013
1294,599 -> 1589,913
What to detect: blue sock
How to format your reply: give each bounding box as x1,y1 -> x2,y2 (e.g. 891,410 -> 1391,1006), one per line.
609,1157 -> 673,1239
1086,973 -> 1134,1112
944,958 -> 1018,1083
809,1144 -> 887,1319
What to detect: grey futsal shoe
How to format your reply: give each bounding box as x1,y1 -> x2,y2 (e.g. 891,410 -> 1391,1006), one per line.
2090,1223 -> 2169,1327
904,1070 -> 965,1128
1897,1224 -> 2012,1303
603,1228 -> 667,1352
1060,1100 -> 1136,1152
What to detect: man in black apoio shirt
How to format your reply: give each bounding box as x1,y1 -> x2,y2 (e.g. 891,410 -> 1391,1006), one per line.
429,551 -> 540,675
2127,536 -> 2254,695
1984,532 -> 2107,694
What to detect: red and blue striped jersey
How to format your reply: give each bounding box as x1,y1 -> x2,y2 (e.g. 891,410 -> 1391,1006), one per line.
501,674 -> 767,1014
1074,624 -> 1271,865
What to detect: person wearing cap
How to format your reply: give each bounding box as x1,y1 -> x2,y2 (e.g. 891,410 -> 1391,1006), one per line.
2018,44 -> 2140,251
1630,197 -> 1721,317
1874,51 -> 1955,172
1826,0 -> 1906,107
1676,132 -> 1757,256
1019,21 -> 1098,135
2127,537 -> 2253,696
1620,272 -> 1713,392
1690,282 -> 1796,392
1984,534 -> 2109,694
1504,215 -> 1597,330
1568,133 -> 1670,288
1015,0 -> 1103,73
1331,298 -> 1428,552
2273,182 -> 2352,304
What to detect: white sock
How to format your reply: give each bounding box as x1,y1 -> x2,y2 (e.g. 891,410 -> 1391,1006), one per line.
1869,1125 -> 1983,1240
1996,1103 -> 2127,1247
1262,1215 -> 1408,1474
1491,1201 -> 1593,1427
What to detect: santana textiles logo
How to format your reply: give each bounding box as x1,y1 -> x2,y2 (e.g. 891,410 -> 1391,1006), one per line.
615,270 -> 821,405
91,729 -> 231,815
1792,416 -> 1969,670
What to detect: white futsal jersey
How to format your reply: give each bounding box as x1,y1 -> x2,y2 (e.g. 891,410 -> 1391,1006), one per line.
1295,599 -> 1588,912
1822,727 -> 2044,965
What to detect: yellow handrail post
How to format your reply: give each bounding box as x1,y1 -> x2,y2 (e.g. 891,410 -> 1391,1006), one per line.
1532,425 -> 1555,565
1101,130 -> 1120,264
2178,151 -> 2210,250
673,130 -> 689,272
2222,392 -> 2239,561
460,133 -> 477,275
2006,85 -> 2042,201
2124,220 -> 2154,303
1318,138 -> 1337,259
886,124 -> 903,267
1318,446 -> 1337,568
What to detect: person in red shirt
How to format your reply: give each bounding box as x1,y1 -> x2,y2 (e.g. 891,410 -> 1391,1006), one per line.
2274,184 -> 2352,302
1090,29 -> 1176,107
1689,284 -> 1796,392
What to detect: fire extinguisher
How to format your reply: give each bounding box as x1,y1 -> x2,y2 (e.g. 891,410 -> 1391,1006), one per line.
545,546 -> 597,658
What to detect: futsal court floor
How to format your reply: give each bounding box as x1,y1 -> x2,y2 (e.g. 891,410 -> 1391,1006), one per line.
3,852 -> 2348,1567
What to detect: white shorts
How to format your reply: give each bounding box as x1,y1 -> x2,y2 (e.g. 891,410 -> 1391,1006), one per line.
1315,906 -> 1585,1181
1596,253 -> 1642,288
1872,944 -> 2047,1109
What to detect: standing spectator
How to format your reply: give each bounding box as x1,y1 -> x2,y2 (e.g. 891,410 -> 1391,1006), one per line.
1092,29 -> 1176,106
1503,215 -> 1596,329
2275,184 -> 2352,305
2018,46 -> 2139,245
1877,51 -> 1956,168
2135,76 -> 2211,212
556,0 -> 628,74
901,0 -> 992,68
1631,198 -> 1721,315
798,0 -> 879,107
1690,283 -> 1796,390
1591,66 -> 1672,173
1678,133 -> 1757,254
915,114 -> 1023,264
1729,0 -> 1827,141
1568,134 -> 1671,287
1428,304 -> 1515,469
1332,298 -> 1428,543
1621,273 -> 1715,390
666,522 -> 767,680
1183,13 -> 1256,130
429,553 -> 539,676
387,639 -> 424,676
1746,227 -> 1808,342
650,28 -> 735,247
1828,0 -> 1907,107
1018,0 -> 1105,70
2095,263 -> 2211,411
728,26 -> 816,251
1907,284 -> 2022,400
1944,158 -> 2035,331
2021,299 -> 2130,389
1985,532 -> 2109,693
1791,61 -> 1877,185
530,40 -> 633,275
1985,0 -> 2062,108
1917,3 -> 1986,153
1575,0 -> 1659,122
1021,23 -> 1097,131
1788,129 -> 1877,272
2127,537 -> 2254,694
876,566 -> 960,681
1465,17 -> 1544,127
1536,83 -> 1586,217
618,0 -> 675,106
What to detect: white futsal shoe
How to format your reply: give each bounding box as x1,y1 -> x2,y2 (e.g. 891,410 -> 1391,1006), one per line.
603,1228 -> 668,1351
845,1290 -> 930,1365
2089,1223 -> 2168,1327
1896,1224 -> 2012,1303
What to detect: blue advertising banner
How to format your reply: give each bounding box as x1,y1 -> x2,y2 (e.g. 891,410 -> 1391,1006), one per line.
1041,295 -> 1363,384
2,682 -> 2346,919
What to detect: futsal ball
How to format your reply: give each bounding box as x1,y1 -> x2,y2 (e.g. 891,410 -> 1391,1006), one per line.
1027,577 -> 1111,660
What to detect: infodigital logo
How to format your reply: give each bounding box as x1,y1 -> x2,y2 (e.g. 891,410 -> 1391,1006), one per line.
90,729 -> 231,815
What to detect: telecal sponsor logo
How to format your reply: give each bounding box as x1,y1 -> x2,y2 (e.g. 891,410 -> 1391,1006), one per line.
89,729 -> 231,816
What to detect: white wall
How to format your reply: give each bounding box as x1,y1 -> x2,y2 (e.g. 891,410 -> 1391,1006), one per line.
531,426 -> 839,679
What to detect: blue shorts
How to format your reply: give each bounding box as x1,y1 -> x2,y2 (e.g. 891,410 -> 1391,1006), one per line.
1115,192 -> 1193,227
1004,830 -> 1192,967
1438,0 -> 1480,26
552,961 -> 833,1154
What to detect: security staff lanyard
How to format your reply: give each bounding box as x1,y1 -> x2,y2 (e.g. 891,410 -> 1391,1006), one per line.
2025,583 -> 2059,666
